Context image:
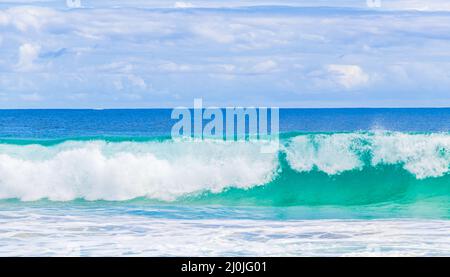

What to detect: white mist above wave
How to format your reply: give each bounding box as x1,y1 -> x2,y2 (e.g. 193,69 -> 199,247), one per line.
0,132 -> 450,201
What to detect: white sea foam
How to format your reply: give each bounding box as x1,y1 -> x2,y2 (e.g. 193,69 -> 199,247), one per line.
0,140 -> 278,201
284,133 -> 365,174
371,132 -> 450,179
0,207 -> 448,256
285,132 -> 450,178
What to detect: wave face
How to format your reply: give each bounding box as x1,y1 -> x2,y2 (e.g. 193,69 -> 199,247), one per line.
0,132 -> 450,208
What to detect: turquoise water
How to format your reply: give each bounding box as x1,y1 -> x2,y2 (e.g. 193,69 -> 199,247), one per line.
0,131 -> 449,217
0,109 -> 449,256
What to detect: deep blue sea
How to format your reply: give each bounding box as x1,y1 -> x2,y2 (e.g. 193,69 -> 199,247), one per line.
0,108 -> 449,138
0,109 -> 449,256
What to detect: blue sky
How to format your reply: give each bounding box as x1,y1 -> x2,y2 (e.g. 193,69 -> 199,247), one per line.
1,0 -> 450,108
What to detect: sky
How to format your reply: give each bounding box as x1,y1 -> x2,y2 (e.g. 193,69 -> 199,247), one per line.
1,0 -> 450,108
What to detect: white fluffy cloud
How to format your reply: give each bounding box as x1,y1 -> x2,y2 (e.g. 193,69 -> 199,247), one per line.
66,0 -> 81,8
16,43 -> 41,71
327,65 -> 370,89
0,6 -> 59,32
174,2 -> 194,8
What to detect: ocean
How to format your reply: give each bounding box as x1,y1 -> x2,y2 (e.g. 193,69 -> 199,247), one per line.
0,108 -> 449,256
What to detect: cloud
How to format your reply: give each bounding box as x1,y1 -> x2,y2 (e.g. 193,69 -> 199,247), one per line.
174,2 -> 194,8
192,24 -> 235,44
380,0 -> 450,11
251,60 -> 278,74
158,62 -> 193,73
16,43 -> 41,71
66,0 -> 81,8
218,64 -> 235,73
0,6 -> 59,32
112,73 -> 148,91
327,64 -> 370,89
127,74 -> 147,90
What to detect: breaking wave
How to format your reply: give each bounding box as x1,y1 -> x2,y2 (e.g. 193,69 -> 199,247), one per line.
0,132 -> 450,205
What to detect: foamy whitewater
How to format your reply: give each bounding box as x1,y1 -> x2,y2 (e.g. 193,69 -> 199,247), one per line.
1,132 -> 450,201
0,109 -> 449,256
1,208 -> 449,256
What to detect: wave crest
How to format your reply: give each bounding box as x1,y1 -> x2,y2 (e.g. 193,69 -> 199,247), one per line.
0,132 -> 450,202
285,132 -> 450,178
0,140 -> 277,201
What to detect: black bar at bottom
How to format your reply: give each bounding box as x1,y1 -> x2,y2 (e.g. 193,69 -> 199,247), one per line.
0,257 -> 445,275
